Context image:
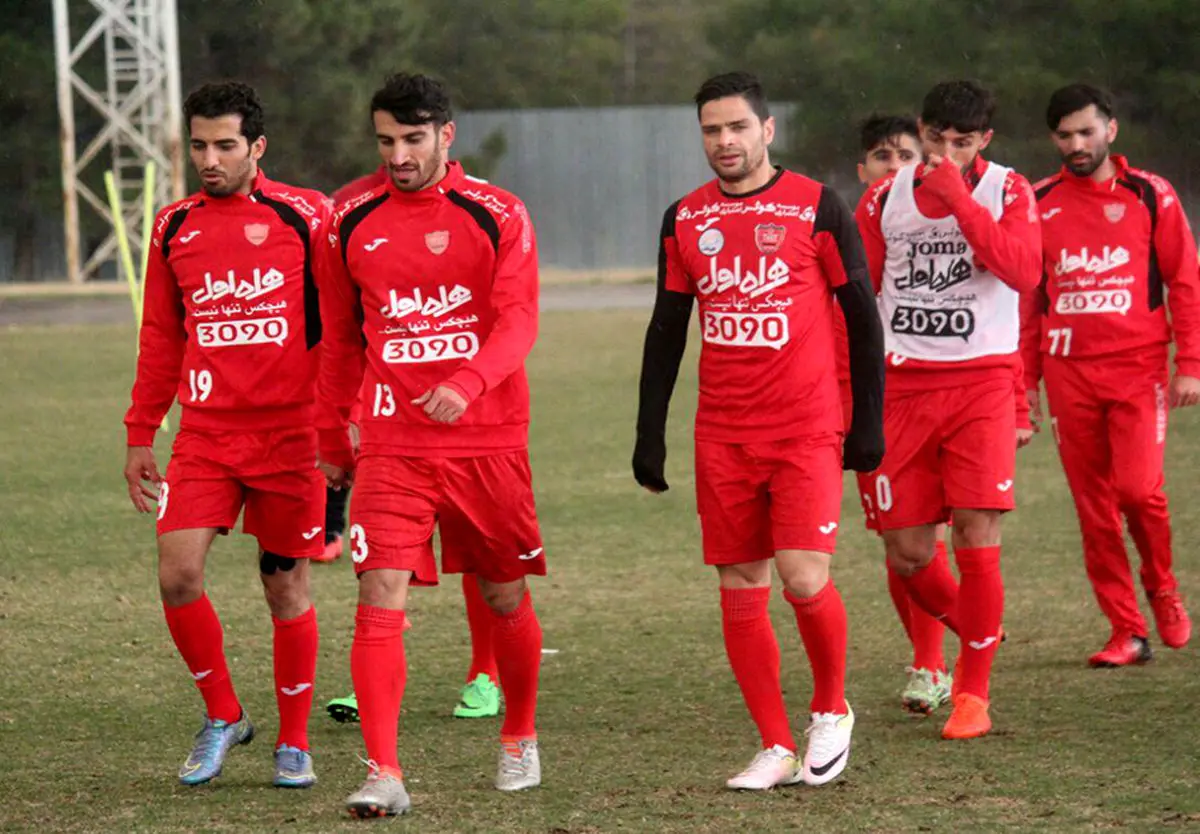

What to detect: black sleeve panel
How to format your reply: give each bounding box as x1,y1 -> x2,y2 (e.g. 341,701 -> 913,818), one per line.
815,185 -> 886,467
635,201 -> 693,440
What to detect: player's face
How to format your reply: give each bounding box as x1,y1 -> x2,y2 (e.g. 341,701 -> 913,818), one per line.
1052,105 -> 1118,177
188,115 -> 265,197
699,96 -> 775,185
920,123 -> 992,169
374,110 -> 456,193
858,134 -> 921,185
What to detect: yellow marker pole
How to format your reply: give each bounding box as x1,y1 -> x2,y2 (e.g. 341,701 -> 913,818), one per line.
107,168 -> 170,433
139,161 -> 157,319
104,171 -> 141,327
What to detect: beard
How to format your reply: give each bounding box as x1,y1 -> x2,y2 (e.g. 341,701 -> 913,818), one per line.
710,145 -> 765,184
200,156 -> 254,197
1063,143 -> 1109,177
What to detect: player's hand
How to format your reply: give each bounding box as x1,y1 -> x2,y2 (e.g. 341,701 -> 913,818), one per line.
319,460 -> 352,490
1016,427 -> 1035,449
413,385 -> 469,424
1027,388 -> 1044,428
843,429 -> 884,473
632,433 -> 669,493
124,445 -> 162,513
1169,374 -> 1200,409
349,422 -> 361,456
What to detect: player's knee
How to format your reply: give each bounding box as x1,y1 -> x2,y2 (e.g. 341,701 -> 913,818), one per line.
358,568 -> 410,610
777,553 -> 830,599
950,510 -> 1002,549
1113,478 -> 1157,511
480,577 -> 526,614
158,566 -> 204,606
259,552 -> 310,617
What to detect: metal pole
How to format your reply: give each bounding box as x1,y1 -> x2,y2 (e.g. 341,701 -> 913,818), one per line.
161,0 -> 185,201
52,0 -> 82,283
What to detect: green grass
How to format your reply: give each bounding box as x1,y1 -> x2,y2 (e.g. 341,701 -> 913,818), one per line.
1,311 -> 1198,833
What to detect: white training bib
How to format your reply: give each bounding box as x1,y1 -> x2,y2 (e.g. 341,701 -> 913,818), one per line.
879,162 -> 1019,361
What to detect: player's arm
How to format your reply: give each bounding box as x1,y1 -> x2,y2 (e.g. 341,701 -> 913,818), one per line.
315,216 -> 367,480
852,182 -> 888,294
1152,180 -> 1200,406
633,202 -> 693,493
424,201 -> 539,423
817,186 -> 885,472
1018,276 -> 1047,429
922,163 -> 1042,292
122,214 -> 185,510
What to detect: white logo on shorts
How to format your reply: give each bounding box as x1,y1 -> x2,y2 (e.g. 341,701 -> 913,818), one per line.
996,480 -> 1013,492
517,547 -> 544,561
301,526 -> 323,541
350,524 -> 368,564
818,521 -> 838,535
157,481 -> 170,521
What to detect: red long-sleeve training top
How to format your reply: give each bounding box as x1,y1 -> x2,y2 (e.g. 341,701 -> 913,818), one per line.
317,161 -> 539,469
124,172 -> 330,446
1020,155 -> 1200,387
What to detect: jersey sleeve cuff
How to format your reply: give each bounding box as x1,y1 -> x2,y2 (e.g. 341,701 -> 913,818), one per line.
126,425 -> 157,447
318,429 -> 355,472
1175,358 -> 1200,378
444,369 -> 486,404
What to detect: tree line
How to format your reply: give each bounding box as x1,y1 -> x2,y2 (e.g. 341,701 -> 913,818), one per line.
3,0 -> 1197,279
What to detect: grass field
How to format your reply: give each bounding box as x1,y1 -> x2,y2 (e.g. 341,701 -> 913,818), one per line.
2,310 -> 1199,833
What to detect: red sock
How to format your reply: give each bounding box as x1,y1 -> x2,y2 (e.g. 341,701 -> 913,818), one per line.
721,587 -> 795,751
955,546 -> 1004,700
909,541 -> 948,672
273,606 -> 318,750
785,582 -> 849,715
886,561 -> 914,641
163,595 -> 240,723
462,574 -> 499,682
491,592 -> 542,740
900,549 -> 961,636
351,605 -> 408,772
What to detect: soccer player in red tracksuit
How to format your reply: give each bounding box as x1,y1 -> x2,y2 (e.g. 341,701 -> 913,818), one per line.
841,114 -> 957,715
855,80 -> 1042,740
1021,83 -> 1198,667
635,72 -> 886,790
316,74 -> 546,818
321,163 -> 502,727
122,82 -> 327,788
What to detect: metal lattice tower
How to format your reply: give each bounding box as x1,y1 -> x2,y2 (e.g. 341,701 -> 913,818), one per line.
53,0 -> 184,283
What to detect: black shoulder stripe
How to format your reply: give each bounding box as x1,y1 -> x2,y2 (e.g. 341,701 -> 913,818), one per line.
446,190 -> 501,253
339,193 -> 390,266
257,193 -> 322,350
657,200 -> 681,291
1034,179 -> 1062,201
1120,173 -> 1163,311
160,207 -> 192,259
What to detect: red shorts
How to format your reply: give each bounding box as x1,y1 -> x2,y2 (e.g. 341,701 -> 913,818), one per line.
695,433 -> 843,564
157,427 -> 325,558
870,378 -> 1016,531
348,451 -> 546,585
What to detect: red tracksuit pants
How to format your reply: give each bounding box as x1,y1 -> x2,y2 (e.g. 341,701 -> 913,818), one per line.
1043,348 -> 1177,638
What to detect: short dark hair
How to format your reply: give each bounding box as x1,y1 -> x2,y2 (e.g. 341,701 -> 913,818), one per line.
1045,83 -> 1115,130
859,114 -> 920,153
183,81 -> 265,141
921,80 -> 996,134
370,73 -> 453,127
694,71 -> 770,121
